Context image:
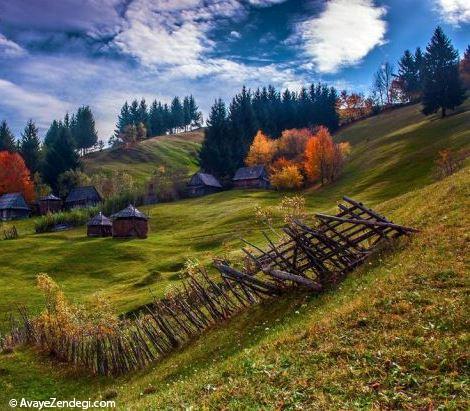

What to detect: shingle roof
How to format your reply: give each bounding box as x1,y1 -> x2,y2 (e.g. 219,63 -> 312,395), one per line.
40,194 -> 61,201
65,186 -> 102,203
0,193 -> 29,210
111,205 -> 149,220
189,172 -> 222,188
87,212 -> 112,226
233,165 -> 267,181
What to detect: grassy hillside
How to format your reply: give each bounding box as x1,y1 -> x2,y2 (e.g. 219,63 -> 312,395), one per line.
83,129 -> 204,184
1,164 -> 468,409
0,101 -> 468,333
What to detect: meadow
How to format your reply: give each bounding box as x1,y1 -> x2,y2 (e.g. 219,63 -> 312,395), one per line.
0,100 -> 469,409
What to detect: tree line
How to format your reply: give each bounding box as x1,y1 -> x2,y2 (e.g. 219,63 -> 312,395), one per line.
199,84 -> 340,179
0,105 -> 98,196
373,26 -> 467,117
111,95 -> 202,147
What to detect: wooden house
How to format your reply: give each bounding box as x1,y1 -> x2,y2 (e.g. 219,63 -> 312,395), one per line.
187,172 -> 222,197
87,212 -> 112,237
39,194 -> 62,215
111,205 -> 149,239
65,186 -> 102,209
233,165 -> 270,189
0,193 -> 30,221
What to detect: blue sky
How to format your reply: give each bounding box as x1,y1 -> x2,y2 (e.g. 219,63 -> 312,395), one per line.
0,0 -> 468,140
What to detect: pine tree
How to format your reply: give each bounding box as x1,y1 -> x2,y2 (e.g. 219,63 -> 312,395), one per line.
170,97 -> 184,132
137,99 -> 150,137
183,96 -> 191,131
460,45 -> 470,89
414,47 -> 425,91
149,100 -> 165,136
188,95 -> 202,129
422,27 -> 465,117
0,120 -> 16,152
115,101 -> 132,136
199,99 -> 233,178
398,50 -> 421,101
129,100 -> 139,125
73,106 -> 98,155
19,119 -> 41,173
42,125 -> 80,190
44,120 -> 61,148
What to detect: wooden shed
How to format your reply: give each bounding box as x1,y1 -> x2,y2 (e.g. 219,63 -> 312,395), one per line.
111,205 -> 149,239
87,212 -> 112,237
187,172 -> 222,197
39,194 -> 62,215
0,193 -> 30,221
233,165 -> 270,189
65,186 -> 102,209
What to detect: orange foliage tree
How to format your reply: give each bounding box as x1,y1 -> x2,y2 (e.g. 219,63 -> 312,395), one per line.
270,164 -> 303,190
245,130 -> 276,166
304,127 -> 347,185
276,128 -> 311,162
0,151 -> 35,202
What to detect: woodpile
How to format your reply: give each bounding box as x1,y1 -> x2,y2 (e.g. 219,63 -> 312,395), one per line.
1,197 -> 417,375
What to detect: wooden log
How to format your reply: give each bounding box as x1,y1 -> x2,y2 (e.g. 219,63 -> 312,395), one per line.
264,269 -> 322,291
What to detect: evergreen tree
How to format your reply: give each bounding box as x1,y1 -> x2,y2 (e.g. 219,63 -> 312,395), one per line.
129,100 -> 139,125
137,99 -> 150,137
19,119 -> 41,173
0,120 -> 16,152
44,120 -> 62,148
414,47 -> 425,91
183,96 -> 191,131
162,104 -> 171,134
149,100 -> 165,136
73,106 -> 98,155
398,49 -> 421,101
188,95 -> 202,129
422,27 -> 465,117
460,45 -> 470,89
170,97 -> 184,132
115,101 -> 132,136
199,99 -> 233,177
42,125 -> 80,190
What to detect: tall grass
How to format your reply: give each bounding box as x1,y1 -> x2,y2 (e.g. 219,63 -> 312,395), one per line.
35,207 -> 99,233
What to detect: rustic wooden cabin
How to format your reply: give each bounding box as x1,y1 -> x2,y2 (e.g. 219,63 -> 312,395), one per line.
0,193 -> 30,221
87,212 -> 112,237
111,205 -> 149,239
233,165 -> 270,189
65,186 -> 102,209
39,194 -> 62,215
187,172 -> 222,197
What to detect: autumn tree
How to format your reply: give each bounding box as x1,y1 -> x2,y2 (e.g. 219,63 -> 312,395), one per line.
270,164 -> 303,191
304,126 -> 346,185
245,130 -> 276,166
276,128 -> 311,163
0,151 -> 35,202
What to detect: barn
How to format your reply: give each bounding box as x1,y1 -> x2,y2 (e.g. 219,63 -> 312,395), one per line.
187,172 -> 222,197
111,205 -> 149,239
233,165 -> 270,189
87,212 -> 112,237
0,193 -> 30,221
65,186 -> 102,209
39,194 -> 62,215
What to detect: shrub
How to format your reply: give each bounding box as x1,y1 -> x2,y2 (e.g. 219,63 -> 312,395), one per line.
435,148 -> 468,179
35,206 -> 99,233
270,164 -> 304,190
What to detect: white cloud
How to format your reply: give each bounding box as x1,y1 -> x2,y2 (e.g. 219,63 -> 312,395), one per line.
0,34 -> 26,57
0,79 -> 72,130
296,0 -> 387,73
230,30 -> 241,39
435,0 -> 470,25
248,0 -> 287,6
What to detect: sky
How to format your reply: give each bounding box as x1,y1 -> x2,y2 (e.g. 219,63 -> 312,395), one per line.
0,0 -> 468,141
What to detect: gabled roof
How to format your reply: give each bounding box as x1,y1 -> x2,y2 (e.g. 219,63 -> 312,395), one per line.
65,186 -> 102,203
111,205 -> 149,220
87,212 -> 112,226
233,165 -> 267,181
189,172 -> 222,188
0,193 -> 29,210
40,194 -> 61,201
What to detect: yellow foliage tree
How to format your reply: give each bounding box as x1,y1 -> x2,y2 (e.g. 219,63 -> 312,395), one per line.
270,164 -> 304,190
245,130 -> 276,166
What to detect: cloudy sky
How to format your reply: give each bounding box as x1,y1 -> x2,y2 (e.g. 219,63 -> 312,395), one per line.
0,0 -> 468,140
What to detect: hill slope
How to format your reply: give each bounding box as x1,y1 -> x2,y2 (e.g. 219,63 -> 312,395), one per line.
0,101 -> 468,331
83,129 -> 204,184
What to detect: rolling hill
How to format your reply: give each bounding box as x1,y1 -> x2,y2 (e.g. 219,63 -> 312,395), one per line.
0,100 -> 469,409
83,129 -> 204,184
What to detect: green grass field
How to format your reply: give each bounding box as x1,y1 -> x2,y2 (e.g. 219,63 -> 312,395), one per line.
0,101 -> 469,409
83,129 -> 204,184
